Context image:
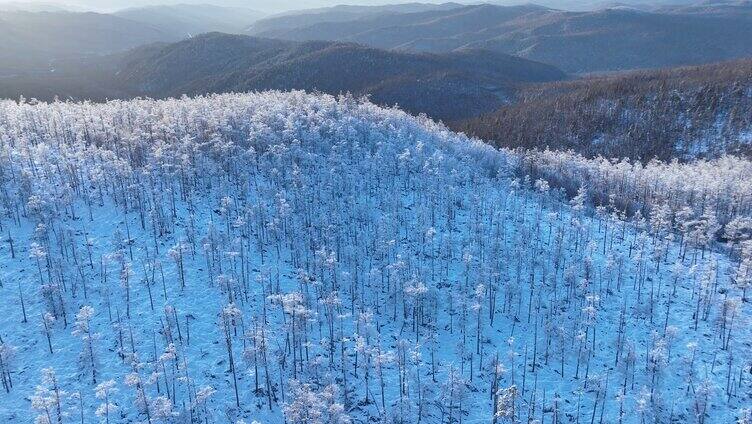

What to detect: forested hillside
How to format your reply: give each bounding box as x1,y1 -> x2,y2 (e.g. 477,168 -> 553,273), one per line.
0,92 -> 750,423
455,59 -> 752,161
0,33 -> 566,121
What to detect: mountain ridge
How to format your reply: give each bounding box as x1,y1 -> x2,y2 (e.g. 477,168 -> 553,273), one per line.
249,2 -> 752,73
0,32 -> 567,122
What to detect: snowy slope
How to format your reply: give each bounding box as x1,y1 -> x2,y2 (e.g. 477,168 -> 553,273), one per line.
0,92 -> 749,423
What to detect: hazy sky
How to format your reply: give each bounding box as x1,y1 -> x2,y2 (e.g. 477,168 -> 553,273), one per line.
4,0 -> 461,13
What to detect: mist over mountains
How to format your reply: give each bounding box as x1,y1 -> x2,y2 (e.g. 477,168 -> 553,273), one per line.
0,0 -> 321,13
0,10 -> 173,73
113,4 -> 265,37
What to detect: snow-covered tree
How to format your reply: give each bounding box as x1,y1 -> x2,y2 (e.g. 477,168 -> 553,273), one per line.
72,305 -> 98,384
94,380 -> 118,424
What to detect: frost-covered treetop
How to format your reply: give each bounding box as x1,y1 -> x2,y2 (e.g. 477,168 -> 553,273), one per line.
0,91 -> 504,181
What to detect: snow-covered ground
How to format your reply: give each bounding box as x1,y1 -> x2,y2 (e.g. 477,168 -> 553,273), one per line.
0,92 -> 749,423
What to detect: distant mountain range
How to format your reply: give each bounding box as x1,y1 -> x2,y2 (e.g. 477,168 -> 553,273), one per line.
249,1 -> 752,73
454,58 -> 752,160
0,33 -> 566,121
489,0 -> 703,11
3,2 -> 751,77
0,4 -> 265,74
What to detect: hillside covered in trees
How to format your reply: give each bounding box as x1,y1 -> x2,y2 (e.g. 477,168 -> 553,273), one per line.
0,92 -> 750,423
455,59 -> 752,161
0,33 -> 566,122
